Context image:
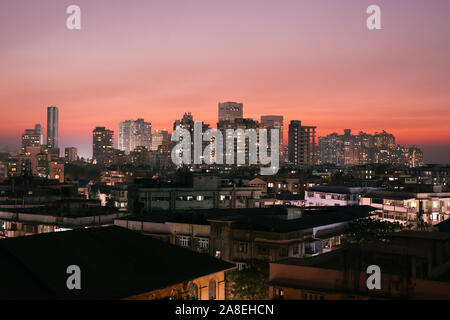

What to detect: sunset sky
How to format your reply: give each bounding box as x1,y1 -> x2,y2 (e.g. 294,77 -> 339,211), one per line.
1,0 -> 449,163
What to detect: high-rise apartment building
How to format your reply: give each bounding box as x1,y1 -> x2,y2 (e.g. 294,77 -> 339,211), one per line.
93,127 -> 114,166
288,120 -> 316,167
374,130 -> 396,149
21,124 -> 43,152
218,102 -> 243,123
173,113 -> 210,164
151,130 -> 170,151
64,147 -> 78,163
261,115 -> 284,157
218,118 -> 260,166
318,130 -> 423,167
118,119 -> 152,154
47,106 -> 59,148
173,112 -> 194,132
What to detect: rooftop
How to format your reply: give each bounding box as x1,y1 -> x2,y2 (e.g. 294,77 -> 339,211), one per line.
308,186 -> 361,194
275,249 -> 343,270
0,226 -> 234,299
120,206 -> 376,233
388,230 -> 450,241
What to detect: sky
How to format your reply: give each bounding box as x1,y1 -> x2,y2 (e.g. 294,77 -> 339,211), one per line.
0,0 -> 449,163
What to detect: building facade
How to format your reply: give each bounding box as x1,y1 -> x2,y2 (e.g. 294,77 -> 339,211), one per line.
218,102 -> 243,122
269,232 -> 450,300
93,127 -> 114,166
46,106 -> 58,149
305,186 -> 362,207
288,120 -> 316,167
64,147 -> 78,163
21,124 -> 43,152
318,129 -> 424,167
359,190 -> 450,226
118,118 -> 152,154
261,115 -> 284,158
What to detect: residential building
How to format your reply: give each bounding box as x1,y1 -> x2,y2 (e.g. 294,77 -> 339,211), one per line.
92,127 -> 114,166
21,124 -> 43,152
116,206 -> 375,266
305,186 -> 363,207
0,200 -> 126,238
128,174 -> 264,212
269,231 -> 450,300
318,130 -> 424,167
209,206 -> 373,264
64,147 -> 78,163
261,115 -> 284,158
218,102 -> 243,122
288,120 -> 316,168
151,130 -> 169,151
0,226 -> 234,299
248,176 -> 301,197
48,161 -> 64,183
359,189 -> 450,225
100,170 -> 125,186
118,119 -> 152,154
217,118 -> 260,167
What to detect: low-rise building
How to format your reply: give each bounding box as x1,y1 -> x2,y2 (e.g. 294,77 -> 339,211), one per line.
116,206 -> 375,267
305,186 -> 363,207
0,200 -> 126,238
248,176 -> 301,197
129,174 -> 264,212
359,190 -> 450,225
269,231 -> 450,300
0,226 -> 235,299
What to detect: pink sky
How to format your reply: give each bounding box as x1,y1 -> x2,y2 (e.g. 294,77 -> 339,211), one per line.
0,0 -> 449,162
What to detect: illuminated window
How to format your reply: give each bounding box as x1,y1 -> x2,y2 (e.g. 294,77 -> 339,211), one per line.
179,237 -> 190,247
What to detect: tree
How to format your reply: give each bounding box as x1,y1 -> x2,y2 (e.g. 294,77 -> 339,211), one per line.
346,218 -> 404,244
226,262 -> 269,300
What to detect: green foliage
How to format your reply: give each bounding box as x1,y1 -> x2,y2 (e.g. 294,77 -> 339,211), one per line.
346,218 -> 404,244
226,262 -> 269,300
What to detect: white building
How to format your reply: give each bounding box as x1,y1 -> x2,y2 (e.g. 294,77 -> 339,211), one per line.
359,190 -> 450,226
118,119 -> 152,154
305,186 -> 362,207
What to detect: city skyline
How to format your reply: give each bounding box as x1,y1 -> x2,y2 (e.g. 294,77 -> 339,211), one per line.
1,105 -> 445,164
1,1 -> 450,303
1,0 -> 450,163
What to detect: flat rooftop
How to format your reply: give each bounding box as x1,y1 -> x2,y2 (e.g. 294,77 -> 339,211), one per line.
119,206 -> 376,233
275,250 -> 343,270
388,230 -> 450,241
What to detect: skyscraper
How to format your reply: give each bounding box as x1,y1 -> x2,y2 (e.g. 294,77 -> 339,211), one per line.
261,115 -> 284,157
151,130 -> 170,151
218,118 -> 260,166
173,112 -> 194,133
93,127 -> 114,166
118,119 -> 152,154
21,124 -> 43,153
288,120 -> 316,167
47,106 -> 59,148
218,102 -> 243,123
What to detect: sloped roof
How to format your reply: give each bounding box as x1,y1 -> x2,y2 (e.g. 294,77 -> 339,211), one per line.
0,226 -> 234,299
